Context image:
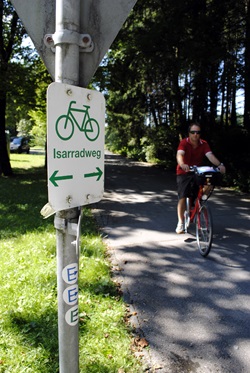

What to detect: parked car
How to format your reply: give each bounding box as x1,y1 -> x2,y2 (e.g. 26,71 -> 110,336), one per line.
10,137 -> 30,154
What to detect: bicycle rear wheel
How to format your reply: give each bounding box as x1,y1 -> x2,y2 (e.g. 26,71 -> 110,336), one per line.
196,204 -> 213,257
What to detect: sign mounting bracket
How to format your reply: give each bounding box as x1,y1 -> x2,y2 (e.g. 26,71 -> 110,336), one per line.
44,31 -> 94,53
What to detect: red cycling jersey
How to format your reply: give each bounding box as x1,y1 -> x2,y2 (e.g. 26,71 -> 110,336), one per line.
176,137 -> 211,175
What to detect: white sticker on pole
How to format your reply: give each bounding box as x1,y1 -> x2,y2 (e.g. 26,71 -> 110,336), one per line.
65,306 -> 79,326
63,285 -> 79,306
62,263 -> 78,284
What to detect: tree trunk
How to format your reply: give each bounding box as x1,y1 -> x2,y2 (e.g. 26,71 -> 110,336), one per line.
231,84 -> 237,127
209,64 -> 219,130
0,2 -> 18,176
172,62 -> 185,130
244,0 -> 250,131
0,92 -> 13,176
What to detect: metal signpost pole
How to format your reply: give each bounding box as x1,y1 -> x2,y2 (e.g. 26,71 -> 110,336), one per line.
9,1 -> 138,372
54,0 -> 81,372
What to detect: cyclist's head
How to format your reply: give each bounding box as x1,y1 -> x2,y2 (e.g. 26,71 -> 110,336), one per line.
188,122 -> 201,136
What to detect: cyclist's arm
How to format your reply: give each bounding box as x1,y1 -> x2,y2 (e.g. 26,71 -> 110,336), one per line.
176,150 -> 189,172
205,152 -> 226,173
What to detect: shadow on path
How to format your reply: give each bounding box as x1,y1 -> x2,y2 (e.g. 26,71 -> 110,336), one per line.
93,152 -> 250,373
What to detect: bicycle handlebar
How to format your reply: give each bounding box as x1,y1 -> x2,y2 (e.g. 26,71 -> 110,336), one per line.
189,165 -> 220,173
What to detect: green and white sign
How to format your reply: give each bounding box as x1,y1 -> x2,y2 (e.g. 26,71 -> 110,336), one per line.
47,82 -> 105,211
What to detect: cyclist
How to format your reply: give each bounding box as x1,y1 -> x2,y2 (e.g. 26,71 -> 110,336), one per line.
176,123 -> 226,234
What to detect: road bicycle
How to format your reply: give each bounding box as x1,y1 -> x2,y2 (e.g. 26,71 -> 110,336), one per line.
184,166 -> 222,257
56,100 -> 100,141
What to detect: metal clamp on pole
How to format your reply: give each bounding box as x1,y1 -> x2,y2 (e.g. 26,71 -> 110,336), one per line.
54,216 -> 67,231
68,207 -> 82,257
44,31 -> 94,52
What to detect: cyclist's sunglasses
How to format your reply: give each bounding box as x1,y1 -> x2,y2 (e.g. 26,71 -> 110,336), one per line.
189,130 -> 201,134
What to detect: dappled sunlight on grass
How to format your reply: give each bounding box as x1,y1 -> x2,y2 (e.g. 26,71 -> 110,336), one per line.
0,154 -> 142,372
10,153 -> 45,169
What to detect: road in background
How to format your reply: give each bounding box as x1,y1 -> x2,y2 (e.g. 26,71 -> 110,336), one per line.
93,151 -> 250,373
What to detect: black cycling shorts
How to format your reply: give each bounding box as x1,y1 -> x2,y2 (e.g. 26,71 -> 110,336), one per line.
176,173 -> 198,200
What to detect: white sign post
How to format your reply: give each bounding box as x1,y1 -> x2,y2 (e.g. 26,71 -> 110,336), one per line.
47,82 -> 105,212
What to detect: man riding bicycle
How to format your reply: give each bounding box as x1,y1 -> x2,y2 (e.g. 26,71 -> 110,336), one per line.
176,123 -> 226,234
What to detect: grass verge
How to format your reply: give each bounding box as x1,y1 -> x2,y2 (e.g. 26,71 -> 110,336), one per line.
0,153 -> 142,373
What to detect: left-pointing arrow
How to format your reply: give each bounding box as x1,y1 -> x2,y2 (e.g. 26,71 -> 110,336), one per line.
49,170 -> 73,187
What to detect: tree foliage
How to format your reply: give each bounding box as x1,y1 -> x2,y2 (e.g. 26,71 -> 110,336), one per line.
27,60 -> 52,147
98,0 -> 250,191
0,0 -> 23,175
1,0 -> 250,190
0,0 -> 50,175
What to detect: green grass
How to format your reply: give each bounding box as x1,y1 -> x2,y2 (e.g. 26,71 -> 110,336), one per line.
0,153 -> 142,373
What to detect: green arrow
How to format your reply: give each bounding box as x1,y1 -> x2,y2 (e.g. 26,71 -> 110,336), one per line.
84,167 -> 103,181
49,170 -> 73,187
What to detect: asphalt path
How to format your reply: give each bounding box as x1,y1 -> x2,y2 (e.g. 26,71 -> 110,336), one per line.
93,151 -> 250,373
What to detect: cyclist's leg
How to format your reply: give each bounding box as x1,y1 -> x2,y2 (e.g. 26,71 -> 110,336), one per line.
177,197 -> 186,221
190,176 -> 198,207
202,185 -> 213,200
176,174 -> 193,233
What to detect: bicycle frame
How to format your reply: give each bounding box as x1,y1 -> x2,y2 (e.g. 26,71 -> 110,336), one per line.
67,101 -> 90,131
189,185 -> 213,223
189,185 -> 214,223
189,187 -> 199,222
184,167 -> 217,257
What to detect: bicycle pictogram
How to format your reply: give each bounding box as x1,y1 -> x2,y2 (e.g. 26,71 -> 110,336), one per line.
55,100 -> 100,141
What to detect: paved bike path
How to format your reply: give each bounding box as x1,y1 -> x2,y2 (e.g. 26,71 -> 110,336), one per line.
93,152 -> 250,373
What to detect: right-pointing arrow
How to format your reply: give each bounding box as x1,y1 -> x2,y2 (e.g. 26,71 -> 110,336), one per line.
84,167 -> 103,181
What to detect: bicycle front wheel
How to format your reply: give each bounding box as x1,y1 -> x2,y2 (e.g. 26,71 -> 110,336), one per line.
196,204 -> 213,257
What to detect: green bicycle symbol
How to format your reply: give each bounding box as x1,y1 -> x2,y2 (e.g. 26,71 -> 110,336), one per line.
55,100 -> 100,141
